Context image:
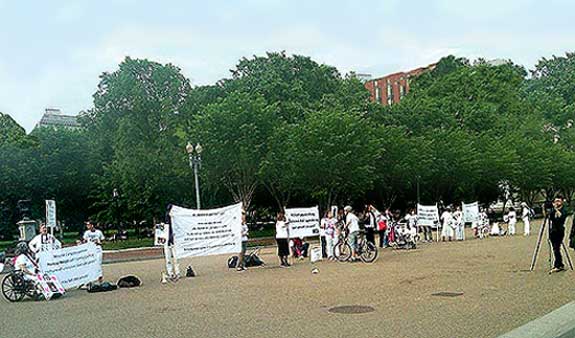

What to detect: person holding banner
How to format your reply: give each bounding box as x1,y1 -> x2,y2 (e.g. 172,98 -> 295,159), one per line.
29,224 -> 62,255
275,211 -> 291,267
440,207 -> 454,241
14,242 -> 40,283
83,221 -> 105,245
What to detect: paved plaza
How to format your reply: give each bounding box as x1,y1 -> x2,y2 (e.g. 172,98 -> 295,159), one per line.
3,221 -> 575,338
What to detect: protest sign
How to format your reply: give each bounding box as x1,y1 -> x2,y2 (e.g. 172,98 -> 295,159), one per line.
310,246 -> 322,263
463,202 -> 480,223
45,200 -> 56,228
417,204 -> 439,227
285,206 -> 320,238
154,223 -> 169,246
169,203 -> 243,259
37,242 -> 103,290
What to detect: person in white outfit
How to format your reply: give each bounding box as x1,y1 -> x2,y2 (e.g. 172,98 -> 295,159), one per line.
453,206 -> 464,241
29,224 -> 62,255
321,211 -> 338,260
521,202 -> 532,236
507,207 -> 517,235
441,207 -> 454,241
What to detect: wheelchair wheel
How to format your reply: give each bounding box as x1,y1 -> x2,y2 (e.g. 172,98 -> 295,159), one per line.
336,242 -> 352,262
2,273 -> 27,302
360,242 -> 378,263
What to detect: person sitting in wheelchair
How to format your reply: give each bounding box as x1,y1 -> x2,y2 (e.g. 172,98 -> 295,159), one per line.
14,242 -> 40,282
395,222 -> 417,247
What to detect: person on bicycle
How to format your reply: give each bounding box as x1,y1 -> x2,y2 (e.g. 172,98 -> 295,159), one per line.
14,242 -> 40,282
344,206 -> 360,261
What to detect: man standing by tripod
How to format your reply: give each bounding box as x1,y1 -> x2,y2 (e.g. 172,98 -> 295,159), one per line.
549,196 -> 568,274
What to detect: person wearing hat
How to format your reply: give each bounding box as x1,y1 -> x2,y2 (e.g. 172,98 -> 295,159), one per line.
344,206 -> 360,261
29,224 -> 61,254
82,221 -> 105,245
521,202 -> 532,236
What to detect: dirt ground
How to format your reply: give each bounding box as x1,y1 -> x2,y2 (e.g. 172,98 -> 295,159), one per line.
2,220 -> 575,338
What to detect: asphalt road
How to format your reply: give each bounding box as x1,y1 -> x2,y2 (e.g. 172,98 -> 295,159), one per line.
2,220 -> 575,338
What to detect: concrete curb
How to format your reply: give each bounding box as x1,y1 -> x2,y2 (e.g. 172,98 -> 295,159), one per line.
498,302 -> 575,338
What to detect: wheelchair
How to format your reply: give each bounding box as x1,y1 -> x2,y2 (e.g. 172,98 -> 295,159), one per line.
2,270 -> 42,302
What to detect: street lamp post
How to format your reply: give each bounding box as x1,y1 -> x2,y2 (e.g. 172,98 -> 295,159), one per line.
186,142 -> 203,209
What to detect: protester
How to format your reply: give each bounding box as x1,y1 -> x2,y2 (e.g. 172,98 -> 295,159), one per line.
275,211 -> 291,267
507,207 -> 517,236
322,211 -> 338,260
237,210 -> 249,272
344,206 -> 360,261
363,205 -> 376,245
440,207 -> 454,241
83,221 -> 105,245
404,208 -> 418,240
451,206 -> 462,241
29,224 -> 62,254
521,202 -> 531,236
375,207 -> 389,248
320,212 -> 329,258
548,196 -> 567,273
291,237 -> 309,259
14,242 -> 39,282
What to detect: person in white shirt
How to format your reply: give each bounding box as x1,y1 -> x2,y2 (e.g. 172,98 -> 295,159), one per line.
453,206 -> 464,241
507,207 -> 517,236
344,206 -> 360,261
363,205 -> 376,245
29,224 -> 62,255
237,210 -> 249,271
14,242 -> 39,282
521,202 -> 531,236
404,208 -> 418,240
83,221 -> 105,245
275,211 -> 290,267
322,211 -> 338,260
441,207 -> 454,241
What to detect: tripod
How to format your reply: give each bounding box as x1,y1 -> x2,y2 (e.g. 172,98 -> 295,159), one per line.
530,215 -> 574,271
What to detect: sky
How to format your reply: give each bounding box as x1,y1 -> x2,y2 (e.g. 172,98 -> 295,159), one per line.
1,0 -> 574,131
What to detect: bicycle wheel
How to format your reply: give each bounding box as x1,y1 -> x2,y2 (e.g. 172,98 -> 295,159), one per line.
360,242 -> 378,263
2,273 -> 26,302
337,242 -> 352,262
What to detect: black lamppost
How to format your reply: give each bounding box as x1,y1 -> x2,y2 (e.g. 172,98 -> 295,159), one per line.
186,142 -> 203,209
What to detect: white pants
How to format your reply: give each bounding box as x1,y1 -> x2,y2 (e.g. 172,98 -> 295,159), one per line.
508,221 -> 516,235
441,225 -> 454,238
164,245 -> 180,278
325,235 -> 336,258
523,217 -> 530,236
455,224 -> 464,240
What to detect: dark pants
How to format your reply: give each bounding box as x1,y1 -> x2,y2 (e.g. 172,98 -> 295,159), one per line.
365,227 -> 375,245
550,230 -> 565,269
423,226 -> 433,241
378,230 -> 386,248
320,236 -> 327,258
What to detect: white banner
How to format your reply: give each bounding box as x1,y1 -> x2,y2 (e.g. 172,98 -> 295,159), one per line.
463,202 -> 480,223
417,204 -> 439,227
169,203 -> 243,259
285,206 -> 320,238
46,200 -> 56,228
37,242 -> 103,290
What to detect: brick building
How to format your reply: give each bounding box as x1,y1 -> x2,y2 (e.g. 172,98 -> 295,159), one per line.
365,63 -> 437,106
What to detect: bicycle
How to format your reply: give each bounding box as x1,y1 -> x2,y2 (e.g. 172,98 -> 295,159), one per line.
336,229 -> 378,263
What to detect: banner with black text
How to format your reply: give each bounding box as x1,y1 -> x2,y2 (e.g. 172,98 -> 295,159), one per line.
417,204 -> 439,227
169,203 -> 243,259
285,206 -> 320,238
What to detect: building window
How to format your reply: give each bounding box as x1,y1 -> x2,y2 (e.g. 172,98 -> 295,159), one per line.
375,86 -> 381,103
387,83 -> 393,105
400,85 -> 406,98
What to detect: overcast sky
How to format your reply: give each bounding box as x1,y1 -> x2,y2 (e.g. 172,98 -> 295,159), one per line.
1,0 -> 574,131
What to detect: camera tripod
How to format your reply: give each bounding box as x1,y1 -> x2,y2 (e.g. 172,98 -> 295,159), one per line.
529,215 -> 573,271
